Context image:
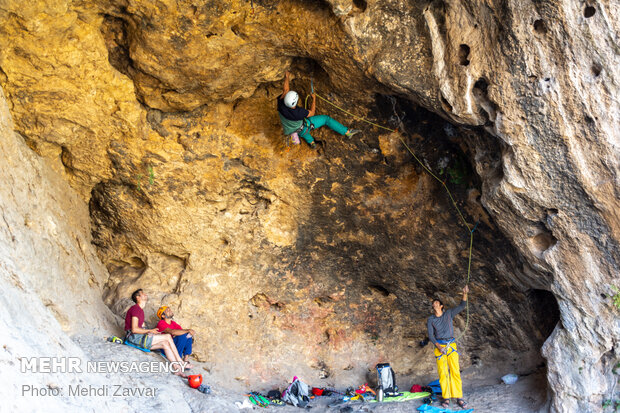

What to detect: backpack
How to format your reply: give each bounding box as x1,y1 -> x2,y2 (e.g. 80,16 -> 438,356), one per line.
376,363 -> 399,396
281,377 -> 310,407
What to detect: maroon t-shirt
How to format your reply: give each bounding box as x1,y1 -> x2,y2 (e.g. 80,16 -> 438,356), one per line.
124,304 -> 145,331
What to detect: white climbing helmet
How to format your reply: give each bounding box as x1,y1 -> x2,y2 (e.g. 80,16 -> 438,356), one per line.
284,91 -> 299,108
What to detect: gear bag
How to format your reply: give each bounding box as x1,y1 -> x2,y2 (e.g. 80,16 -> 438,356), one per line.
376,363 -> 399,396
281,377 -> 310,407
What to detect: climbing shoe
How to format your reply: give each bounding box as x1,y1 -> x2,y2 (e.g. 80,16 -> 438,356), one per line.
309,141 -> 317,149
345,129 -> 361,138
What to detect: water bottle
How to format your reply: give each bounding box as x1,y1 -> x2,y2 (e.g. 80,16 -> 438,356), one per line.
377,386 -> 384,402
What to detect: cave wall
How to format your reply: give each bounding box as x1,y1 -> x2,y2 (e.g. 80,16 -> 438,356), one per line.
0,0 -> 618,411
0,86 -> 125,410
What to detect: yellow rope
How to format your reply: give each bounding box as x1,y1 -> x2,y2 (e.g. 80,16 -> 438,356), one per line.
308,90 -> 475,341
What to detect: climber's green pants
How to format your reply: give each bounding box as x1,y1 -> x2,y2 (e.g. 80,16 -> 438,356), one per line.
299,115 -> 348,144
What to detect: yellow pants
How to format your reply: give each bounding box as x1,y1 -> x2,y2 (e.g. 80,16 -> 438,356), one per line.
434,342 -> 462,399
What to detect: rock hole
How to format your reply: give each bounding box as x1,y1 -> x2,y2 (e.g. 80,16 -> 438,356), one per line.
100,15 -> 132,78
585,115 -> 595,124
474,78 -> 489,93
600,293 -> 607,299
60,146 -> 75,173
546,208 -> 559,220
458,44 -> 470,66
368,284 -> 390,296
529,230 -> 557,258
472,77 -> 498,126
592,63 -> 602,77
533,19 -> 547,34
352,0 -> 367,12
584,5 -> 596,18
230,25 -> 248,40
471,355 -> 481,366
527,289 -> 560,340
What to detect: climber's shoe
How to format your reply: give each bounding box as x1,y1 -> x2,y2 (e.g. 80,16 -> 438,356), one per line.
345,129 -> 361,138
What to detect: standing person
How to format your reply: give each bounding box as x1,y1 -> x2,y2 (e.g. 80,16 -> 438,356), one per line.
124,289 -> 188,376
427,285 -> 469,409
277,71 -> 360,149
156,306 -> 195,369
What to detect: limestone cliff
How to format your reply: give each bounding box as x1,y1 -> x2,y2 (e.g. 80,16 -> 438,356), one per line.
0,0 -> 618,412
0,86 -> 115,410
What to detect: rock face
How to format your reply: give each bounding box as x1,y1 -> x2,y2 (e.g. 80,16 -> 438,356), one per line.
0,86 -> 113,411
0,0 -> 618,412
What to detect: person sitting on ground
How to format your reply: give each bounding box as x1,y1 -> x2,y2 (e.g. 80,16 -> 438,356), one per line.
124,289 -> 188,377
426,285 -> 469,409
156,306 -> 195,369
277,71 -> 361,149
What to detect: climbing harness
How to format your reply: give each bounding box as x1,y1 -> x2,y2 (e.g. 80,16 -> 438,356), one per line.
434,341 -> 459,361
305,82 -> 478,342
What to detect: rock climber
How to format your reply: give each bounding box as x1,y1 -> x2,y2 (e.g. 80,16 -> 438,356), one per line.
427,285 -> 469,409
124,289 -> 188,376
277,71 -> 360,149
156,305 -> 196,369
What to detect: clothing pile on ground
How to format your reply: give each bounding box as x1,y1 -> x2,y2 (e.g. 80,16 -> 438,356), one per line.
238,364 -> 474,411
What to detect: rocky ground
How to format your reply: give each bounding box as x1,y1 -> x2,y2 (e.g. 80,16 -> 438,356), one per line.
67,335 -> 547,413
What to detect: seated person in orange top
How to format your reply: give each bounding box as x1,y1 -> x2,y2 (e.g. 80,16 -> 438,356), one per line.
156,306 -> 196,369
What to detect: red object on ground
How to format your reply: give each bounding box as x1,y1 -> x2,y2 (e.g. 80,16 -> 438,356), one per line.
188,375 -> 202,389
410,384 -> 423,393
312,387 -> 324,396
356,383 -> 376,395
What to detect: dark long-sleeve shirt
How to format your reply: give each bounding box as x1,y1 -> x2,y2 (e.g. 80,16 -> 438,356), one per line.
427,300 -> 466,345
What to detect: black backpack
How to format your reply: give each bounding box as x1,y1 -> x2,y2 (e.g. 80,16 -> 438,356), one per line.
376,363 -> 399,396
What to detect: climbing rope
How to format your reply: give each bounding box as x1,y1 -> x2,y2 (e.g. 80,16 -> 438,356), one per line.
306,88 -> 476,341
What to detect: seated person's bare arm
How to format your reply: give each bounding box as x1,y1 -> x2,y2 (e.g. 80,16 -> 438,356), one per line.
131,316 -> 158,335
160,327 -> 188,337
